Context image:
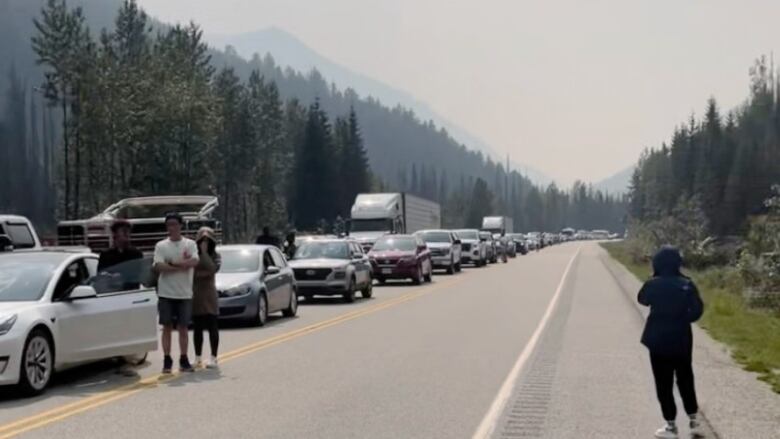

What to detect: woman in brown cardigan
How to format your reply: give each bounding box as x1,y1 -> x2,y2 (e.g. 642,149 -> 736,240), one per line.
193,227 -> 221,369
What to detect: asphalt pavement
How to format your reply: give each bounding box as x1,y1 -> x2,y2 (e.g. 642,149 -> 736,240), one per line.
0,242 -> 732,438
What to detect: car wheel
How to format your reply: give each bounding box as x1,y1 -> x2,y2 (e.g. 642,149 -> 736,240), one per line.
282,289 -> 298,317
18,329 -> 53,396
253,293 -> 268,327
343,280 -> 356,303
361,276 -> 373,299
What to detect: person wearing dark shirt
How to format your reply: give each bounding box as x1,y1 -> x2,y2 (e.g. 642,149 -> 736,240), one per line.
638,246 -> 704,439
255,226 -> 280,248
283,230 -> 297,259
97,220 -> 144,291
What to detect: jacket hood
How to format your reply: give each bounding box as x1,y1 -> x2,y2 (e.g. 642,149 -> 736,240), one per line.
196,227 -> 217,243
652,246 -> 683,277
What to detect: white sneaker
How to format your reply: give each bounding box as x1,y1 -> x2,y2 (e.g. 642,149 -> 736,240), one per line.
206,356 -> 219,369
655,423 -> 679,439
194,356 -> 203,368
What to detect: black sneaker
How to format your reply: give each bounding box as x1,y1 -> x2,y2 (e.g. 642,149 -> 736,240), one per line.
162,356 -> 173,374
179,356 -> 195,373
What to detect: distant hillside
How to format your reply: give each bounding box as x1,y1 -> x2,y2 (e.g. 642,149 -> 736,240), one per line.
594,166 -> 633,195
209,27 -> 553,185
0,0 -> 537,204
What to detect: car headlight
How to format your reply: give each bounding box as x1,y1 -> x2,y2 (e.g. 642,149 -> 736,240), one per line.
0,314 -> 17,336
223,285 -> 252,297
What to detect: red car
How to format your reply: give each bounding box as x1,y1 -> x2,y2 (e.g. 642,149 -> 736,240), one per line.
368,235 -> 433,285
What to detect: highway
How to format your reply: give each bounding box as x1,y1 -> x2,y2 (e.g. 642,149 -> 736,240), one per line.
0,242 -> 707,438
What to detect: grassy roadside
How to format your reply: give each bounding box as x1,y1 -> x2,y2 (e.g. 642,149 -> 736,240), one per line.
602,241 -> 780,393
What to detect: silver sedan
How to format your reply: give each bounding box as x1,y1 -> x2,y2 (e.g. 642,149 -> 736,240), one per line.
215,245 -> 298,326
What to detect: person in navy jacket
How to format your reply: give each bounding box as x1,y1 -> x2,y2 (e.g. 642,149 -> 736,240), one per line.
638,246 -> 704,439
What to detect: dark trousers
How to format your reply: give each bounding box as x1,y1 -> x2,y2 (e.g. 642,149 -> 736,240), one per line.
193,314 -> 219,357
650,352 -> 699,420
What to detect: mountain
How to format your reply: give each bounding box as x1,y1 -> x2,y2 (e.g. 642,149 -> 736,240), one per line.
209,27 -> 553,185
594,166 -> 634,195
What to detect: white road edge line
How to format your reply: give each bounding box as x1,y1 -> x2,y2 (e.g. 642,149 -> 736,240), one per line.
472,246 -> 581,439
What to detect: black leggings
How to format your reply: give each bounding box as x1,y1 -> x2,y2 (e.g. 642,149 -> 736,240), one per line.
650,352 -> 698,420
193,314 -> 219,357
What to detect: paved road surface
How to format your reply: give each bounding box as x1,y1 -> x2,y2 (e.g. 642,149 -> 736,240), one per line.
0,243 -> 710,438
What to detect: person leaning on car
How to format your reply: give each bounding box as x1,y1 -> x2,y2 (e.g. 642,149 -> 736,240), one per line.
97,220 -> 143,291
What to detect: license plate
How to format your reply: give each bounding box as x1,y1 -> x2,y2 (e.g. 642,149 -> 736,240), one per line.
381,268 -> 392,274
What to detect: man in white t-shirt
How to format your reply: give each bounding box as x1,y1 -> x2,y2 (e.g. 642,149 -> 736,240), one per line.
153,212 -> 199,374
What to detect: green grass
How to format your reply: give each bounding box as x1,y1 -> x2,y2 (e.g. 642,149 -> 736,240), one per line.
602,241 -> 780,393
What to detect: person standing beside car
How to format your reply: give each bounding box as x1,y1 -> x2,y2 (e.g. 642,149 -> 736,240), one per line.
638,246 -> 704,439
192,227 -> 221,369
97,220 -> 143,291
153,212 -> 199,374
283,230 -> 297,260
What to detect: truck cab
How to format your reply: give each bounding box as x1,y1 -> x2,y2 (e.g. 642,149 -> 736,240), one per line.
0,215 -> 42,251
349,193 -> 440,252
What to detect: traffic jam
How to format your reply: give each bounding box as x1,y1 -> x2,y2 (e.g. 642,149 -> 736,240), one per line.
0,193 -> 607,396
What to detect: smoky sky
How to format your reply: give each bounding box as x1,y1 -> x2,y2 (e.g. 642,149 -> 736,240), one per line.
138,0 -> 780,184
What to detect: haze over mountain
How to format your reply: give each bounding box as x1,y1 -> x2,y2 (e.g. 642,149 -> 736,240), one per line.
208,27 -> 553,186
594,166 -> 633,195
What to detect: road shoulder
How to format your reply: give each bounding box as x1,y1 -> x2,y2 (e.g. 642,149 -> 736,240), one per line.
601,246 -> 780,439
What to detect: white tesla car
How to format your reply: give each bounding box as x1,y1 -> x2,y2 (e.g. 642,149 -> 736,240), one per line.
0,249 -> 158,395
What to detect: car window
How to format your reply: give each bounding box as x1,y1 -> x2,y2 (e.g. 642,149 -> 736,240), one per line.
5,223 -> 36,248
53,259 -> 89,301
263,250 -> 276,269
271,248 -> 287,267
85,258 -> 98,277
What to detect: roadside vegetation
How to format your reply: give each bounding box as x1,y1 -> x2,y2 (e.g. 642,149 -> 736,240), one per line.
605,185 -> 780,393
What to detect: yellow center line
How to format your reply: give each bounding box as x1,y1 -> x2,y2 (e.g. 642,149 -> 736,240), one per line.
0,276 -> 463,438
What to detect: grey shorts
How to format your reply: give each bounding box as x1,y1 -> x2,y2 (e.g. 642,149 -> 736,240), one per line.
158,297 -> 192,327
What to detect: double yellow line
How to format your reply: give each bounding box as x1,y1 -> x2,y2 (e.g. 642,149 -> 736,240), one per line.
0,277 -> 459,438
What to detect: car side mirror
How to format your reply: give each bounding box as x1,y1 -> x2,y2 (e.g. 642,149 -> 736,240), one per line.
67,285 -> 98,301
265,266 -> 281,276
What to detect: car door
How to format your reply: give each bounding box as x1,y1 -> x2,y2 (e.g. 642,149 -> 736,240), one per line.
271,247 -> 294,302
264,249 -> 287,312
351,242 -> 370,285
450,232 -> 461,262
52,256 -> 155,364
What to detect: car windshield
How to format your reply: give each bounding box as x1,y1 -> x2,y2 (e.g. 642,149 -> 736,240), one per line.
419,231 -> 450,243
114,203 -> 205,219
456,230 -> 479,240
350,218 -> 393,232
0,254 -> 64,301
372,237 -> 416,252
219,249 -> 260,273
294,242 -> 349,260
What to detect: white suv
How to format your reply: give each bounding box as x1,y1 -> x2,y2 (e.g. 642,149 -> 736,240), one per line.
414,230 -> 462,274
